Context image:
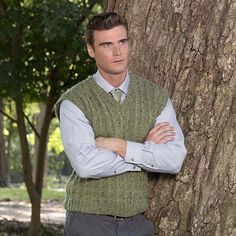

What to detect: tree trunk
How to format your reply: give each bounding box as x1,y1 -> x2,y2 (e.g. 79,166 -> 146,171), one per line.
29,198 -> 42,236
0,99 -> 10,187
33,102 -> 49,188
15,93 -> 56,236
110,0 -> 236,235
15,98 -> 41,235
35,91 -> 56,198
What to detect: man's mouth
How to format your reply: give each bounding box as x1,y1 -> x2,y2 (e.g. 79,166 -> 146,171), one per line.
113,59 -> 123,63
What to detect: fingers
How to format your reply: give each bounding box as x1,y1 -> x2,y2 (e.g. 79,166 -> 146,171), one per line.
146,122 -> 176,144
148,122 -> 173,134
156,132 -> 175,144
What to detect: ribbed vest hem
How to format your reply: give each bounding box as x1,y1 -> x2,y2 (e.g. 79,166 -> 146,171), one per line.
64,199 -> 148,217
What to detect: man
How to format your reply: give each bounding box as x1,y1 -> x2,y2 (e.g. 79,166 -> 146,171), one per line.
55,12 -> 186,236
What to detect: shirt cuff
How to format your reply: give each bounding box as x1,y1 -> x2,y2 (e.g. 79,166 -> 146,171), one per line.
125,141 -> 143,164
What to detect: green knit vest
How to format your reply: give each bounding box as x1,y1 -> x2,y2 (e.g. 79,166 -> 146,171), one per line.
55,74 -> 168,217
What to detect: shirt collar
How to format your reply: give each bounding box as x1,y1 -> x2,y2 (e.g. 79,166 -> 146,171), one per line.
93,70 -> 130,95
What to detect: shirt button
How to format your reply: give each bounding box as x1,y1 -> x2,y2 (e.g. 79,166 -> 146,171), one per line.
133,166 -> 136,169
114,171 -> 117,174
151,165 -> 154,167
131,158 -> 134,161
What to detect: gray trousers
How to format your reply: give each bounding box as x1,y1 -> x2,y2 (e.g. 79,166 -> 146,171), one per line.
64,211 -> 155,236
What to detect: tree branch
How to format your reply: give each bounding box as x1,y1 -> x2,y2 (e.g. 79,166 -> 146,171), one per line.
0,107 -> 40,138
0,108 -> 17,123
23,112 -> 40,139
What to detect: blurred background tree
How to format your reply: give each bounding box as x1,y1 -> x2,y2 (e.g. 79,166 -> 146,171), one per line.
0,0 -> 103,235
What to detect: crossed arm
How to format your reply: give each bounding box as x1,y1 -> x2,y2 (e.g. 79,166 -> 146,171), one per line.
59,99 -> 186,178
96,122 -> 175,158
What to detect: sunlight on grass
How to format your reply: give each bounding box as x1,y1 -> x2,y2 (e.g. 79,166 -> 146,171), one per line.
0,187 -> 65,202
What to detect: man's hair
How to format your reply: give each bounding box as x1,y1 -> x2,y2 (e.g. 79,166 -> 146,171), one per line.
86,12 -> 128,46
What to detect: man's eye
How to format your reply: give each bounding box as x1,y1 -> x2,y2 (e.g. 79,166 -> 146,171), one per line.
119,39 -> 128,45
103,43 -> 111,48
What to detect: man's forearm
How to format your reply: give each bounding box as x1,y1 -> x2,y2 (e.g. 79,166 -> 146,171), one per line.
96,137 -> 127,157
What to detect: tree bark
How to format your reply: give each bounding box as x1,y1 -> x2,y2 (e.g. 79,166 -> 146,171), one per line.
15,98 -> 41,235
33,102 -> 49,188
35,90 -> 56,197
110,0 -> 236,235
0,99 -> 10,187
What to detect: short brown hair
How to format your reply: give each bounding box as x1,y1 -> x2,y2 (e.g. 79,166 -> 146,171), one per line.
86,12 -> 128,46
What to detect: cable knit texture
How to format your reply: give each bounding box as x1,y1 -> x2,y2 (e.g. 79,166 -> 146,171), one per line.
55,74 -> 168,217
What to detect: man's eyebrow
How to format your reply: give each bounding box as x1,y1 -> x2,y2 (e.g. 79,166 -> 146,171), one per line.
119,38 -> 128,42
99,41 -> 112,46
98,38 -> 128,46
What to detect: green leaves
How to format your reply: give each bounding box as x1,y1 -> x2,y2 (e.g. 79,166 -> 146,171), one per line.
0,0 -> 102,102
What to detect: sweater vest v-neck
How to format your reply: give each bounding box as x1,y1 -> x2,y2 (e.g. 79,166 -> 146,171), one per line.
55,74 -> 168,217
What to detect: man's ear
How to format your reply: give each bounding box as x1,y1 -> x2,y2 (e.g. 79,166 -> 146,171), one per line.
87,44 -> 95,58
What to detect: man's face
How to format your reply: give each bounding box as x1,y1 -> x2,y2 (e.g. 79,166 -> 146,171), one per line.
87,25 -> 129,78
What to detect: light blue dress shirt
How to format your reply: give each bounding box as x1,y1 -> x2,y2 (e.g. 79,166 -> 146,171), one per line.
59,70 -> 187,178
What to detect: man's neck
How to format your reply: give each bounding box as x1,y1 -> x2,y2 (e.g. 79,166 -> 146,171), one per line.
99,70 -> 127,88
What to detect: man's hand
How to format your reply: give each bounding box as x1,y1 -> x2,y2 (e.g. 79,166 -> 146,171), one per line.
146,122 -> 175,144
96,137 -> 127,158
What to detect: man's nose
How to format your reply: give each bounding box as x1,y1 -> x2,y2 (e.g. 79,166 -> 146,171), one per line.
113,45 -> 121,56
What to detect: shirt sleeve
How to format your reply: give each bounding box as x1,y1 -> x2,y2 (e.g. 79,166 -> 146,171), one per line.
124,98 -> 187,174
59,100 -> 141,179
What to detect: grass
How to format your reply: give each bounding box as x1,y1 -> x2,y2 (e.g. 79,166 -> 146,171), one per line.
0,186 -> 65,202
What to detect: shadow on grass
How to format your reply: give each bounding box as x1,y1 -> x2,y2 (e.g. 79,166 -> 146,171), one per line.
0,220 -> 63,236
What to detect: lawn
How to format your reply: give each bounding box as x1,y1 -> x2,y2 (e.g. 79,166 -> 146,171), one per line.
0,186 -> 65,202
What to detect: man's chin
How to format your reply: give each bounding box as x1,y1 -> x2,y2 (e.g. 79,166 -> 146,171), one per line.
109,70 -> 127,76
110,66 -> 128,75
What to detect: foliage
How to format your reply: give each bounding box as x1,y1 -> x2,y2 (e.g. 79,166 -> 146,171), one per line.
46,175 -> 68,189
48,119 -> 65,176
2,101 -> 72,182
0,0 -> 103,101
48,123 -> 63,155
0,0 -> 103,183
